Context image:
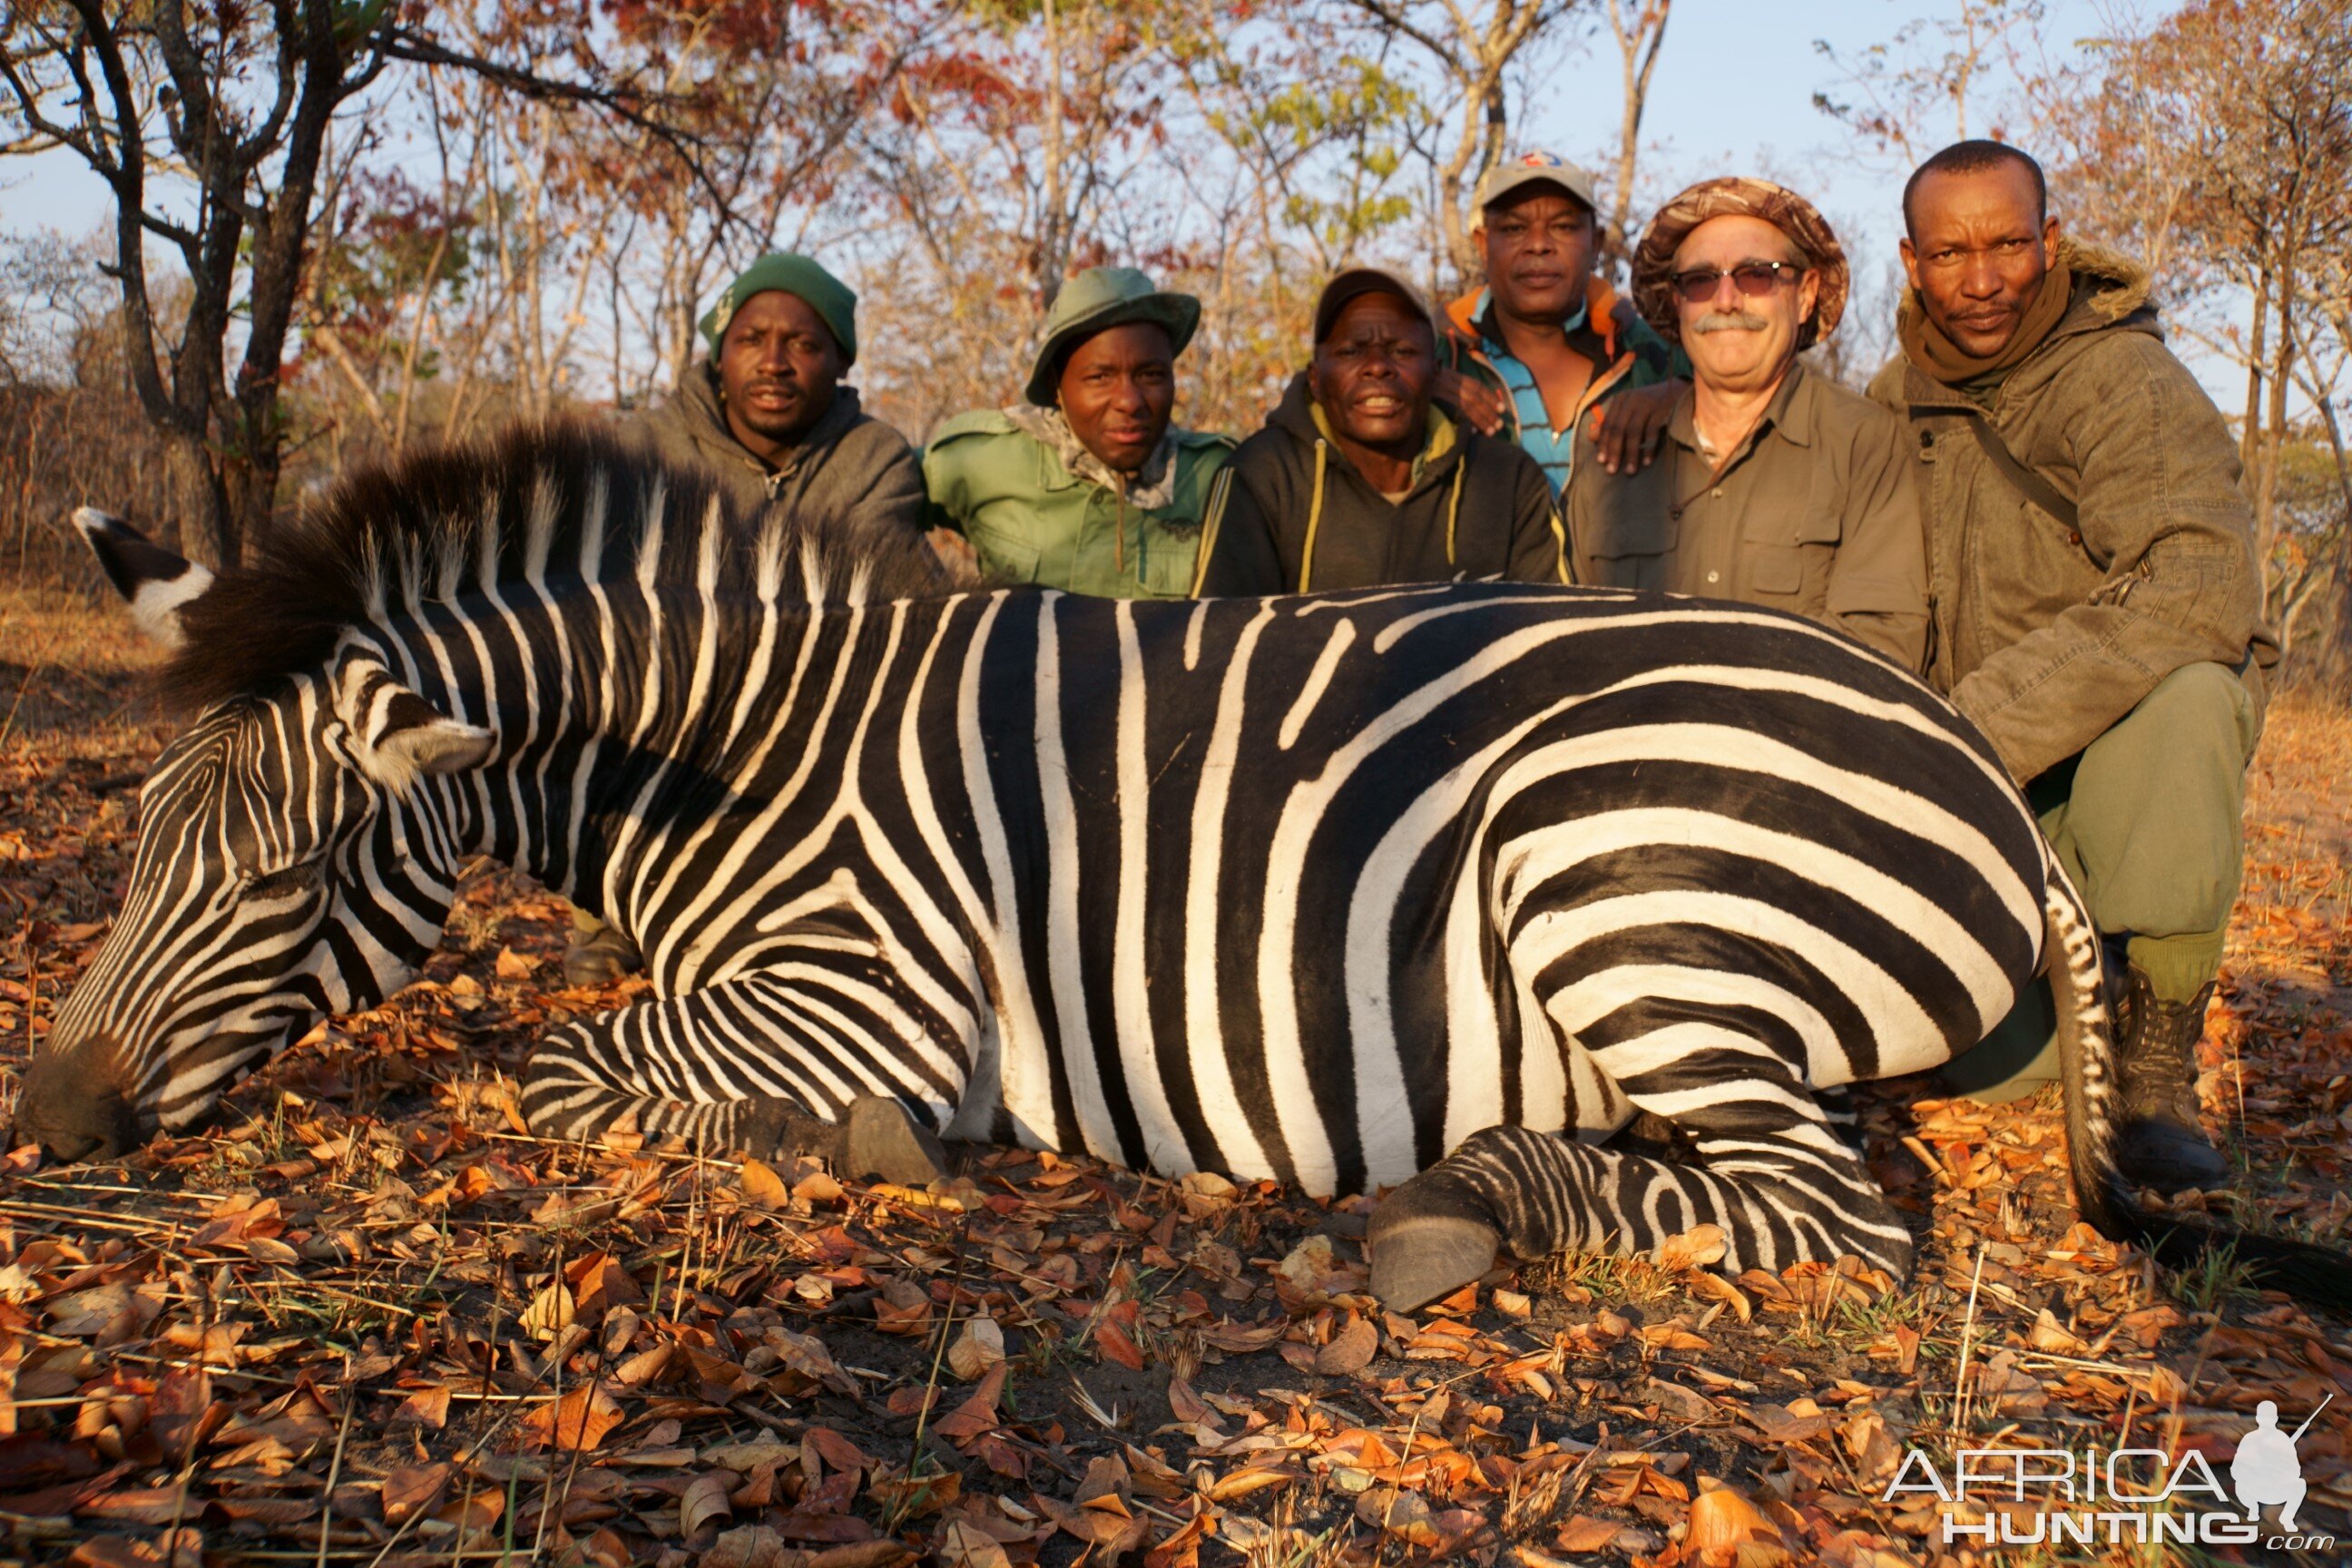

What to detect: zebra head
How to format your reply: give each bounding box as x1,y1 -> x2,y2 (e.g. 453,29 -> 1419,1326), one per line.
17,512 -> 492,1161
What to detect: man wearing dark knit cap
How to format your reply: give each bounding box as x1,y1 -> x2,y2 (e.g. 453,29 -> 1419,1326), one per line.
627,251 -> 926,544
1869,142 -> 2275,1191
1566,177 -> 1927,671
576,253 -> 928,986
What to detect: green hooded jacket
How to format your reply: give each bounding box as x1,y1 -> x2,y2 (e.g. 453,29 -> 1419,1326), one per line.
921,413 -> 1234,599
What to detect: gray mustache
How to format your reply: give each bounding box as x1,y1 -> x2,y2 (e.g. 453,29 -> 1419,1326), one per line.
1691,312 -> 1771,334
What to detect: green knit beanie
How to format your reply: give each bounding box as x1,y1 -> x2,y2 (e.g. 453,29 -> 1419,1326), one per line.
699,253 -> 858,366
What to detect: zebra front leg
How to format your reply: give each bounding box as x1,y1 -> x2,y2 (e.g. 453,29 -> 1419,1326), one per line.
1370,1054 -> 1908,1311
515,972 -> 956,1184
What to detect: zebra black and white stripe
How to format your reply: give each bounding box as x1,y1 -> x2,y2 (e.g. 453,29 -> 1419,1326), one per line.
34,426 -> 2350,1310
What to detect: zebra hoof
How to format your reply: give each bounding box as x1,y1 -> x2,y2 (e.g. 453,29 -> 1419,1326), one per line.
841,1094 -> 949,1185
1368,1177 -> 1504,1313
1370,1211 -> 1503,1314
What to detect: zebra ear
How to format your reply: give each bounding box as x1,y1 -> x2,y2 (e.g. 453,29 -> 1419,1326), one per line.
74,508 -> 214,652
335,663 -> 495,793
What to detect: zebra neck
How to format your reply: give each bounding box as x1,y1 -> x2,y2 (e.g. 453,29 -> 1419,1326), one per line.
381,590 -> 965,929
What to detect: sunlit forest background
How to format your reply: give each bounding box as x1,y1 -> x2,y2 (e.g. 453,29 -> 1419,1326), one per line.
0,0 -> 2346,675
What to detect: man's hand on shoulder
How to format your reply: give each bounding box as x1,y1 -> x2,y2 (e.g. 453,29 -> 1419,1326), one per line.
1590,377 -> 1681,475
1435,368 -> 1510,436
926,527 -> 982,587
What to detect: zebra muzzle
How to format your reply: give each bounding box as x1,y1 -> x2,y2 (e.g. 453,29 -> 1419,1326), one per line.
15,1032 -> 142,1164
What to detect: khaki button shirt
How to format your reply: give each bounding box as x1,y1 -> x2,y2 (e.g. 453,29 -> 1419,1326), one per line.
1564,364 -> 1930,671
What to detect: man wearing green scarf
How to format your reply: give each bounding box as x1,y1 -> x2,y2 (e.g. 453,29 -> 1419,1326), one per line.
1868,142 -> 2276,1194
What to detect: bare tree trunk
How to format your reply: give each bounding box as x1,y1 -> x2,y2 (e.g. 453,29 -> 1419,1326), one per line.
1603,0 -> 1671,281
1042,0 -> 1067,306
2239,269 -> 2267,479
2257,250 -> 2297,591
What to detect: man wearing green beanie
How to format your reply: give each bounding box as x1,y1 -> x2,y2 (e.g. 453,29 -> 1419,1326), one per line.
624,251 -> 926,545
923,266 -> 1232,598
579,253 -> 927,986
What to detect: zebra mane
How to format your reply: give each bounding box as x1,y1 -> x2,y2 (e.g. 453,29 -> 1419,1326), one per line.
162,420 -> 953,711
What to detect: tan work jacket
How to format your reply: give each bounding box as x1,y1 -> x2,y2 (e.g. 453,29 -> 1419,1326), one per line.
1564,363 -> 1930,671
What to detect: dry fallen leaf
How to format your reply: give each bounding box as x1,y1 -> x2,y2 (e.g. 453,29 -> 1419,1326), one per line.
1686,1485 -> 1788,1565
2028,1307 -> 2090,1356
702,1525 -> 797,1568
381,1462 -> 450,1526
681,1472 -> 734,1536
936,1520 -> 1013,1568
1553,1517 -> 1623,1553
519,1279 -> 574,1338
948,1315 -> 1006,1380
1094,1318 -> 1147,1371
1314,1315 -> 1378,1376
1653,1222 -> 1730,1272
1685,1269 -> 1752,1323
520,1381 -> 624,1452
740,1158 -> 792,1209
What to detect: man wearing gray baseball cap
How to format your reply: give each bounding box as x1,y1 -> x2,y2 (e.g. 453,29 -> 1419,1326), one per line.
1438,151 -> 1683,496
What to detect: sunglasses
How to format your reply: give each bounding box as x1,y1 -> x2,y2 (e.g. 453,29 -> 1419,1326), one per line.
1669,260 -> 1807,303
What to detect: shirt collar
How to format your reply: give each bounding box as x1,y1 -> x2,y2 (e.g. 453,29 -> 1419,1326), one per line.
1475,287 -> 1590,355
1669,361 -> 1814,459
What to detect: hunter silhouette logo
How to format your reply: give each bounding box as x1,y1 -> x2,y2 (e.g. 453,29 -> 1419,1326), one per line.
1884,1394 -> 2338,1549
2233,1395 -> 2327,1531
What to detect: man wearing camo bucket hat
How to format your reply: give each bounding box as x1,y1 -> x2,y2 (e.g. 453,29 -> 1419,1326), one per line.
922,266 -> 1234,599
1563,177 -> 1928,672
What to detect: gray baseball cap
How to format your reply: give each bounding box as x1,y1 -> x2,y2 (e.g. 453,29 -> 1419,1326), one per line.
1471,151 -> 1599,230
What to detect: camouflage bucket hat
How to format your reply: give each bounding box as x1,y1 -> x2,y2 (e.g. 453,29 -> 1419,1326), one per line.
1632,178 -> 1849,350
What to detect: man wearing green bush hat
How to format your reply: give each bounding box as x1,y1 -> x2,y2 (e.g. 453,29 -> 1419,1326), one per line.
923,266 -> 1233,598
627,251 -> 926,544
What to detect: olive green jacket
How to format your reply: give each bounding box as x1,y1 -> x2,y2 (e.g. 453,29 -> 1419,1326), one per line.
1567,364 -> 1928,672
1867,240 -> 2277,784
921,413 -> 1234,599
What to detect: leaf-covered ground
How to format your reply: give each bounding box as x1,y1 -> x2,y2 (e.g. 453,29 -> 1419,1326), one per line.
3,583 -> 2350,1568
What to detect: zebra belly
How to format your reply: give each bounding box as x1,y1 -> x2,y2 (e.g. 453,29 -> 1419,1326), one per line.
944,589 -> 2047,1197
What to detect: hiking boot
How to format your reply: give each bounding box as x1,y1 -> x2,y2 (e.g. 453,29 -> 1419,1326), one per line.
564,923 -> 644,987
2112,968 -> 2231,1193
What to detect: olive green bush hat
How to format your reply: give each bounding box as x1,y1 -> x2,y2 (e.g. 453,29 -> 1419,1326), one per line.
700,253 -> 859,366
1025,267 -> 1200,406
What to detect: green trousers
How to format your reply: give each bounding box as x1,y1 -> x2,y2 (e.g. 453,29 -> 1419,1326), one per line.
1941,661 -> 2261,1100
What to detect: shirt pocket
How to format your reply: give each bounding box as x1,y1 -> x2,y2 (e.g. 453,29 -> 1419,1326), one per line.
1741,506 -> 1840,601
1579,505 -> 1678,590
966,514 -> 1044,585
1138,523 -> 1202,598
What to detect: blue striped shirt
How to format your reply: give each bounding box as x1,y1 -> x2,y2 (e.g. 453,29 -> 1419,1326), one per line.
1477,290 -> 1588,496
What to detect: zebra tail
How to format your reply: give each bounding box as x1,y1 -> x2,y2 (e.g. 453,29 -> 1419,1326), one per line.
2046,859 -> 2352,1309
